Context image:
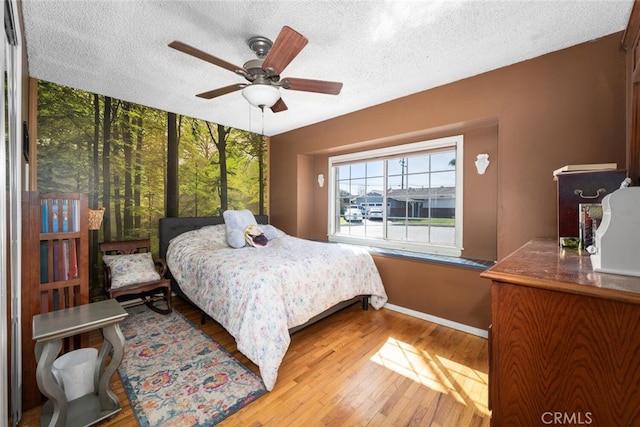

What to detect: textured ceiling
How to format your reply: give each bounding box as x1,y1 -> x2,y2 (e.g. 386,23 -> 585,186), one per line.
21,0 -> 633,136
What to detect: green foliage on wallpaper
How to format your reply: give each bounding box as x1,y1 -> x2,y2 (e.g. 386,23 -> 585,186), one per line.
36,80 -> 268,240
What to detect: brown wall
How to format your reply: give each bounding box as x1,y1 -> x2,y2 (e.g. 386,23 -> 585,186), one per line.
269,32 -> 627,330
373,254 -> 490,329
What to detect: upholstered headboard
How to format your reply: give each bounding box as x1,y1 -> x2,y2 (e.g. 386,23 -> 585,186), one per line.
158,215 -> 269,259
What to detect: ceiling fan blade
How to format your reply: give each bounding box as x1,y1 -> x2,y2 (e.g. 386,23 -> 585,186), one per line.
270,98 -> 288,113
169,41 -> 244,73
282,77 -> 343,95
262,26 -> 308,75
196,84 -> 244,99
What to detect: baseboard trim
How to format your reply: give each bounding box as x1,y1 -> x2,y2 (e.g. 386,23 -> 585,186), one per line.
384,303 -> 488,338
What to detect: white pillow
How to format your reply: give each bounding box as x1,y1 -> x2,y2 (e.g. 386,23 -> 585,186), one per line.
262,224 -> 284,240
103,252 -> 161,289
223,209 -> 257,248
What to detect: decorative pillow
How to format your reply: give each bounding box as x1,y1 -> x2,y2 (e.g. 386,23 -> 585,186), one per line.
261,224 -> 284,240
223,209 -> 257,248
102,252 -> 161,289
244,224 -> 269,247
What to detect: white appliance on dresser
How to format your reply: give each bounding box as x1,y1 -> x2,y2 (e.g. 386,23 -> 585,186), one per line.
590,186 -> 640,277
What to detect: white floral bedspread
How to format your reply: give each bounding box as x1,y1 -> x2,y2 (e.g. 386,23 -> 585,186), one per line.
166,224 -> 387,391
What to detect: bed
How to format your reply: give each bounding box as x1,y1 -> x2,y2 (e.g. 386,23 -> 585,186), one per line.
159,214 -> 387,391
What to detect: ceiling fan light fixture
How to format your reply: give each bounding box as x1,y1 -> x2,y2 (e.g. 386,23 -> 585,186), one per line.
242,84 -> 280,109
171,27 -> 341,113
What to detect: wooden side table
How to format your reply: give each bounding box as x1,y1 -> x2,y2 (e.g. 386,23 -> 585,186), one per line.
33,299 -> 128,427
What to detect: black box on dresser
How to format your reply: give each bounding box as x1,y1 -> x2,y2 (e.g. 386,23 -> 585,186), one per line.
555,168 -> 627,245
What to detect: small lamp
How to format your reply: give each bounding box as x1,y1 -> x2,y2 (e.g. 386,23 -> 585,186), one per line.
242,84 -> 280,109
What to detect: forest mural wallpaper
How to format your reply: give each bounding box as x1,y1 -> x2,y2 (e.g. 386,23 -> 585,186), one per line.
35,80 -> 268,300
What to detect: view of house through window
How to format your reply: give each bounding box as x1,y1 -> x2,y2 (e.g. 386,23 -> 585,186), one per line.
329,135 -> 463,257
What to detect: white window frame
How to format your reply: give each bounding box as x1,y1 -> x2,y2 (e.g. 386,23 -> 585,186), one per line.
328,135 -> 463,257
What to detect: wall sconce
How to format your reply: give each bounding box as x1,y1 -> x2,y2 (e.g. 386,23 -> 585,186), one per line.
317,173 -> 325,188
88,207 -> 105,230
475,153 -> 490,175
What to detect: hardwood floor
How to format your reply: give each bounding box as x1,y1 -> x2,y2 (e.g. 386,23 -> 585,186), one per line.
18,297 -> 490,426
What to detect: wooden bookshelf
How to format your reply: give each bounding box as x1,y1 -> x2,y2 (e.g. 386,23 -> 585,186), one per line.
21,191 -> 89,410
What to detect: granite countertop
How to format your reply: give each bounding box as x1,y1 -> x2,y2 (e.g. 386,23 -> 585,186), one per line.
481,238 -> 640,304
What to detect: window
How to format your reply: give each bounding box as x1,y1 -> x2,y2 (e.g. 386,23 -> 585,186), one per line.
328,135 -> 463,257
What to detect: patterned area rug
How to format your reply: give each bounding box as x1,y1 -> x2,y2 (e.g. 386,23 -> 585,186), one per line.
117,305 -> 266,426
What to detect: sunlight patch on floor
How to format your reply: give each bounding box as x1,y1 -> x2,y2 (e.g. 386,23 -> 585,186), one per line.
370,337 -> 489,415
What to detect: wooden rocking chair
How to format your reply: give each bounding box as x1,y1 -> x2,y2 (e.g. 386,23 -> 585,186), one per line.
99,238 -> 172,314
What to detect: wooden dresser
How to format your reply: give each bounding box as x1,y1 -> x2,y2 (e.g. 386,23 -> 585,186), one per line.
481,239 -> 640,426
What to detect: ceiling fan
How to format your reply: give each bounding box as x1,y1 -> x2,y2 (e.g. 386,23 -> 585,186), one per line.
169,26 -> 343,113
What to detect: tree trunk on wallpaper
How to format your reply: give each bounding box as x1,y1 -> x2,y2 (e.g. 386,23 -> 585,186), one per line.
91,94 -> 99,209
247,132 -> 267,216
102,96 -> 112,240
123,102 -> 134,237
134,114 -> 142,230
113,125 -> 122,240
166,112 -> 179,217
90,93 -> 100,299
207,122 -> 229,213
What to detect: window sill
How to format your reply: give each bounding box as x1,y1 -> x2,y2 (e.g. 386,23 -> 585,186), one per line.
366,246 -> 495,271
